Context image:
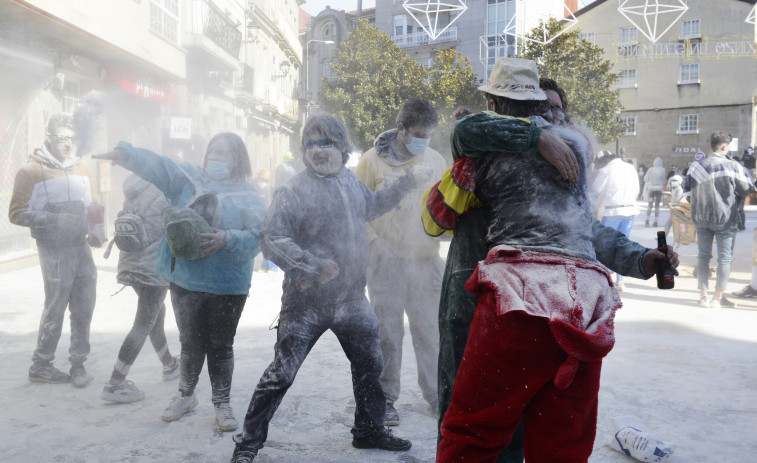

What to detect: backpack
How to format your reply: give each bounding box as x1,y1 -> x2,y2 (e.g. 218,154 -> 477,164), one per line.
114,212 -> 149,252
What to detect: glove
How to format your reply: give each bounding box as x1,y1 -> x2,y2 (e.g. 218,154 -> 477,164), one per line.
410,163 -> 435,186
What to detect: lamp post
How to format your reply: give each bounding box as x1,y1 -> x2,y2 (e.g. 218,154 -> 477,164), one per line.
305,39 -> 335,106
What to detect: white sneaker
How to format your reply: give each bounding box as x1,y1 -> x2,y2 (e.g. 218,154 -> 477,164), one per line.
215,402 -> 238,431
161,393 -> 198,422
101,380 -> 145,403
162,356 -> 180,381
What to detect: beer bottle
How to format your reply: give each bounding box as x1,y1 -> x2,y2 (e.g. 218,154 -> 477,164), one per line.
655,231 -> 675,289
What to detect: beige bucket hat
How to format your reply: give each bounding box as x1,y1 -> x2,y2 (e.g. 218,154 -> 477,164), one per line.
479,57 -> 547,101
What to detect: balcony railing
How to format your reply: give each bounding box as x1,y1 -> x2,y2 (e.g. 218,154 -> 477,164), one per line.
391,26 -> 457,48
187,0 -> 242,58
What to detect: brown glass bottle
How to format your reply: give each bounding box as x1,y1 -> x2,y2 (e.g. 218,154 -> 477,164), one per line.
655,231 -> 675,289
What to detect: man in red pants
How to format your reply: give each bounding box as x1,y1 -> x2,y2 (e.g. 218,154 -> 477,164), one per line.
432,58 -> 678,462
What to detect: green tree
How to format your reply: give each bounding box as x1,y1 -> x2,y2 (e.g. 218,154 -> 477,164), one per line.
319,21 -> 483,155
521,18 -> 625,144
427,49 -> 485,159
319,20 -> 428,151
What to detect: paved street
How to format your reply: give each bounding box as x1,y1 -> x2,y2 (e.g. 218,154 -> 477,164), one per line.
0,202 -> 755,462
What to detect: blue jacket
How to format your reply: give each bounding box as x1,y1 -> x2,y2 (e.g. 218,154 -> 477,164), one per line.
117,142 -> 266,295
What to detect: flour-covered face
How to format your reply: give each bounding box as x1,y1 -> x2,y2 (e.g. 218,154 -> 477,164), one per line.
304,136 -> 343,176
49,128 -> 76,161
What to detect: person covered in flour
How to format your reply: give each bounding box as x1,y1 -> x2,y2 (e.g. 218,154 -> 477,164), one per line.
9,113 -> 101,388
94,133 -> 266,433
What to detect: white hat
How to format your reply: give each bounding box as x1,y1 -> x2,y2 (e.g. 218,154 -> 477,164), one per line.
479,58 -> 547,101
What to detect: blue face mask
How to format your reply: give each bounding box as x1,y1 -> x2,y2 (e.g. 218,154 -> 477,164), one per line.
404,131 -> 431,155
206,160 -> 230,180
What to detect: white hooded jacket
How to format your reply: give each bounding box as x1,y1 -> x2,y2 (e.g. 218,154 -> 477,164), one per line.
590,158 -> 640,217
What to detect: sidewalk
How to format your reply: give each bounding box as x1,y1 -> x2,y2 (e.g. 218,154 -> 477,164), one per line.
0,202 -> 755,462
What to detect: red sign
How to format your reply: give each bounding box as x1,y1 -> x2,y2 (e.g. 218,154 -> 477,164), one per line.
107,65 -> 175,106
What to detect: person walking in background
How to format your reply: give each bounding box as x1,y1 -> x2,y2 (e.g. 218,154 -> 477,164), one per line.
94,132 -> 266,432
8,113 -> 100,388
274,151 -> 298,190
687,131 -> 755,309
637,164 -> 647,200
354,98 -> 447,426
742,147 -> 756,178
590,150 -> 640,292
230,114 -> 431,462
644,157 -> 666,227
101,174 -> 180,403
664,174 -> 684,238
251,169 -> 272,207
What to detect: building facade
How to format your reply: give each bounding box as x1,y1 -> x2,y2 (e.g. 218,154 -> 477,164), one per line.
0,0 -> 301,263
575,0 -> 757,168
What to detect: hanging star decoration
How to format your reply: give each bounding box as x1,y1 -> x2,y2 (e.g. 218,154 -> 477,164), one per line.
503,0 -> 579,45
402,0 -> 468,41
617,0 -> 689,43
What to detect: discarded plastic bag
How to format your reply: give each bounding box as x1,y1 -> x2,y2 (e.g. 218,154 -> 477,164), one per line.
607,415 -> 676,462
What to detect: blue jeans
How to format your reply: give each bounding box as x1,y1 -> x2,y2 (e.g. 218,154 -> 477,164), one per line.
695,227 -> 736,292
601,215 -> 635,282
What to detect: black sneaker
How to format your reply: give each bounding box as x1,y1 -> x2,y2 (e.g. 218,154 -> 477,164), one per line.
718,296 -> 737,308
28,363 -> 71,384
352,427 -> 412,451
732,285 -> 757,299
384,402 -> 400,426
230,446 -> 257,463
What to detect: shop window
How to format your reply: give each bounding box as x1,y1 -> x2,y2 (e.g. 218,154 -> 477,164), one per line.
678,114 -> 699,134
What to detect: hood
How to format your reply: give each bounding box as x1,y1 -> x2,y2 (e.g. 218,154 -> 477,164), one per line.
31,145 -> 82,170
653,157 -> 663,168
374,129 -> 415,166
123,174 -> 148,200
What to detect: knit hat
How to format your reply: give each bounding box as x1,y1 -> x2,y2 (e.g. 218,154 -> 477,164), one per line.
479,58 -> 547,101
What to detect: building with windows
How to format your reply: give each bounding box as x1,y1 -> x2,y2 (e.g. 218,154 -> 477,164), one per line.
301,4 -> 375,116
0,0 -> 301,265
301,1 -> 595,116
575,0 -> 757,167
372,0 -> 591,81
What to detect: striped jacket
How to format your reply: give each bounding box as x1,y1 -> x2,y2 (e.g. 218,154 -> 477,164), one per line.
687,153 -> 755,230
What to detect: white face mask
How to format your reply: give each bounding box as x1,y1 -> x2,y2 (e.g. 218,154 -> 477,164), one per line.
404,131 -> 431,155
205,160 -> 230,180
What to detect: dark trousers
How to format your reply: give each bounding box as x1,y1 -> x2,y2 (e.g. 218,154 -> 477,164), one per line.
34,243 -> 97,366
111,284 -> 173,381
170,283 -> 246,405
235,297 -> 385,451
